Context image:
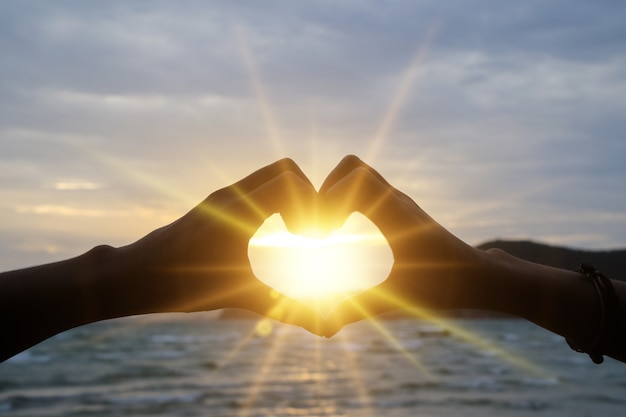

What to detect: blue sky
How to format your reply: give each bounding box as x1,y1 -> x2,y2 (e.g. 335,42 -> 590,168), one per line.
1,1 -> 625,270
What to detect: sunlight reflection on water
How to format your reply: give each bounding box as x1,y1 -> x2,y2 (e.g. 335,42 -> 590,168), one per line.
1,317 -> 625,417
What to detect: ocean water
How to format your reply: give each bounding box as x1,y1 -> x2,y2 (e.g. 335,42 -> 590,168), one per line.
1,315 -> 624,417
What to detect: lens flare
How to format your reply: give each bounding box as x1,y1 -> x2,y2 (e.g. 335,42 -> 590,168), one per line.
249,213 -> 394,314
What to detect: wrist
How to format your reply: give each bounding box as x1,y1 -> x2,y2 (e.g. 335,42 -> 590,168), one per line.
475,248 -> 538,315
479,248 -> 601,341
86,243 -> 156,320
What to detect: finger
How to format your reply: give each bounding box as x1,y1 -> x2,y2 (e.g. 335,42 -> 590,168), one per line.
232,170 -> 322,235
320,156 -> 422,230
320,155 -> 420,206
234,157 -> 314,193
264,295 -> 326,337
208,158 -> 313,210
190,159 -> 316,237
235,282 -> 326,336
319,155 -> 394,194
322,166 -> 421,239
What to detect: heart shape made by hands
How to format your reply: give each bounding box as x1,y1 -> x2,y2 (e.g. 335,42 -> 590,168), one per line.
248,212 -> 394,316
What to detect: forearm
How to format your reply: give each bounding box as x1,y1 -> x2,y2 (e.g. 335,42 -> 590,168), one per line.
0,245 -> 140,362
479,248 -> 626,362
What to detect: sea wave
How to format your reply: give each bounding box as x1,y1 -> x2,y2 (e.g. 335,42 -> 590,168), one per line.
1,319 -> 625,417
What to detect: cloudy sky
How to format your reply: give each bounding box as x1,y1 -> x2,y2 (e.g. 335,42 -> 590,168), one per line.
1,0 -> 625,271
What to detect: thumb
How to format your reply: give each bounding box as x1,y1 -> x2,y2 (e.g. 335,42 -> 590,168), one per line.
323,283 -> 399,337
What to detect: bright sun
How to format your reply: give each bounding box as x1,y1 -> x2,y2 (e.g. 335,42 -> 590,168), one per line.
248,213 -> 394,313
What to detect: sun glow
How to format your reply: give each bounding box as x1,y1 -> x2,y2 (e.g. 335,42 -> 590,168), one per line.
248,213 -> 394,314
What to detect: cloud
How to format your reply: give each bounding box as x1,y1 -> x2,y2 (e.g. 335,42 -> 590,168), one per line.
53,180 -> 103,190
15,205 -> 112,217
0,0 -> 625,271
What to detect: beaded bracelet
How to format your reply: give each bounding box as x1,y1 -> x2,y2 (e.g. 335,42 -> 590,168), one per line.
566,263 -> 621,364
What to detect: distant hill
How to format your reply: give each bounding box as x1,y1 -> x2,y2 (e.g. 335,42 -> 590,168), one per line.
219,308 -> 262,320
477,240 -> 626,282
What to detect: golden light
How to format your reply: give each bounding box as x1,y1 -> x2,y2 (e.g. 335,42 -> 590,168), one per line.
248,213 -> 394,315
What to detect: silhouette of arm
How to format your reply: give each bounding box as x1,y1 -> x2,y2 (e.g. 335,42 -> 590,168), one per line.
322,156 -> 626,363
0,158 -> 324,362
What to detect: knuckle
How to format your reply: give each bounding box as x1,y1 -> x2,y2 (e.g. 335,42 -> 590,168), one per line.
276,157 -> 299,172
339,154 -> 364,169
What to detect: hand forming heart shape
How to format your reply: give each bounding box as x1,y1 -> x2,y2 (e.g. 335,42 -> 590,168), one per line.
2,155 -> 619,364
0,155 -> 497,363
127,155 -> 485,338
239,155 -> 483,336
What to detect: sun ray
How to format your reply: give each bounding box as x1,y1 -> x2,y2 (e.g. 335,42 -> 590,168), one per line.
234,27 -> 322,237
21,16 -> 565,412
71,139 -> 200,208
234,23 -> 285,157
306,102 -> 322,186
196,202 -> 262,235
365,24 -> 438,163
215,317 -> 273,369
204,164 -> 272,223
329,166 -> 396,236
165,280 -> 272,315
313,330 -> 325,409
248,213 -> 394,310
342,296 -> 433,375
236,297 -> 300,417
333,330 -> 377,415
364,288 -> 553,377
29,138 -> 281,367
58,138 -> 261,237
237,339 -> 286,416
209,293 -> 324,380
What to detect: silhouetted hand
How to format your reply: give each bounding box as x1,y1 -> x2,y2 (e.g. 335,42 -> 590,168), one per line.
7,156 -> 624,364
118,158 -> 325,334
320,156 -> 491,336
0,158 -> 328,362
